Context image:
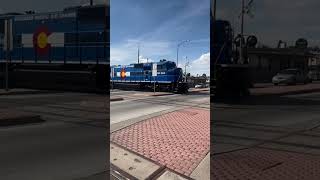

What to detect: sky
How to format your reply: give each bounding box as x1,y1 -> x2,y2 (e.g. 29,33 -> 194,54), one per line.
216,0 -> 320,48
111,0 -> 210,76
1,0 -> 209,76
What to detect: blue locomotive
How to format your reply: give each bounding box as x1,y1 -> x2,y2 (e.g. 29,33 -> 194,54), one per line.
0,4 -> 109,90
110,59 -> 188,93
0,4 -> 109,64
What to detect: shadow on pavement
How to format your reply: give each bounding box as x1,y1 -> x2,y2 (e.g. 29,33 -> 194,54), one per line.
212,93 -> 320,106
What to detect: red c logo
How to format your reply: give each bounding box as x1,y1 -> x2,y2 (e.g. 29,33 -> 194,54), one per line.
120,68 -> 126,79
33,26 -> 51,55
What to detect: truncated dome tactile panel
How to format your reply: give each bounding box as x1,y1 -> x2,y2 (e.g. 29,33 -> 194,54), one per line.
111,108 -> 210,176
211,147 -> 320,180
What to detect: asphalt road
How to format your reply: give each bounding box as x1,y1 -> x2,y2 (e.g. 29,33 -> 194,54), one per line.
212,91 -> 320,155
110,89 -> 210,126
0,92 -> 108,180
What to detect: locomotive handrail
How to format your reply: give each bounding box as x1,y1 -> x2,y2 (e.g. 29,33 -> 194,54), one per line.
0,42 -> 109,64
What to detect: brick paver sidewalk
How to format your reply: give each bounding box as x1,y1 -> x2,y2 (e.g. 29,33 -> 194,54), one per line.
111,108 -> 210,176
212,147 -> 320,180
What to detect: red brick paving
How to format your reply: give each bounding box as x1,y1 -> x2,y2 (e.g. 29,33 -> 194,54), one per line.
212,148 -> 320,180
111,108 -> 210,176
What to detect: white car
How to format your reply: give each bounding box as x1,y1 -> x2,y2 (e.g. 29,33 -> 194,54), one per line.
195,84 -> 205,88
272,69 -> 311,85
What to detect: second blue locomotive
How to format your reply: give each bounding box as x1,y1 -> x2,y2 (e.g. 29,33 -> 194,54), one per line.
110,59 -> 189,93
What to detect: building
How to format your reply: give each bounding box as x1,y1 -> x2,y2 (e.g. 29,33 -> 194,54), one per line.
247,47 -> 315,83
308,52 -> 320,66
187,76 -> 208,87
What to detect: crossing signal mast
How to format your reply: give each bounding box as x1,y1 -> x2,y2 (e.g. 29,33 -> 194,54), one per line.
239,0 -> 254,63
211,0 -> 256,97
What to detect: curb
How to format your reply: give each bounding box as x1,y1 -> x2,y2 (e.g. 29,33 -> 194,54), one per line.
110,97 -> 124,102
252,88 -> 320,97
0,115 -> 44,127
0,90 -> 58,96
189,89 -> 210,92
150,93 -> 174,97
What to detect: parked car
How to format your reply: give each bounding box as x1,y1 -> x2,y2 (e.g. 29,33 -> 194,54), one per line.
308,65 -> 320,81
195,84 -> 206,88
272,68 -> 311,85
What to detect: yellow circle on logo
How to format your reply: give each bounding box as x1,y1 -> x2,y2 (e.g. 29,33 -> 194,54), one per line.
37,32 -> 48,49
120,69 -> 126,78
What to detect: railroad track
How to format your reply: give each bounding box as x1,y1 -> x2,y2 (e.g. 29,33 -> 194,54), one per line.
212,120 -> 320,156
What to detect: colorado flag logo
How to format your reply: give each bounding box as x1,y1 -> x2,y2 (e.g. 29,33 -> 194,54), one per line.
22,26 -> 65,55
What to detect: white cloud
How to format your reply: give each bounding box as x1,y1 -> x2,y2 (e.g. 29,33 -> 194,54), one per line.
192,52 -> 210,65
188,52 -> 210,76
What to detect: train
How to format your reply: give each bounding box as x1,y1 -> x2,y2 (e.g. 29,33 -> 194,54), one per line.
211,19 -> 252,97
0,4 -> 109,91
110,59 -> 189,93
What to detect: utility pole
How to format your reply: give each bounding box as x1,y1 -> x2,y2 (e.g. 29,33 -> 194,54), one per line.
4,19 -> 12,92
184,56 -> 189,82
90,0 -> 93,6
104,0 -> 108,61
5,27 -> 9,92
212,0 -> 216,44
240,0 -> 245,64
176,40 -> 189,67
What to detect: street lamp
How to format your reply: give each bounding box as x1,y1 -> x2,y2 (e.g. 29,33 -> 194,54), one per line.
239,0 -> 245,64
176,40 -> 190,67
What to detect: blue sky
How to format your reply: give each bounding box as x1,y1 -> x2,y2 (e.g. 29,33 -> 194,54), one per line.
111,0 -> 210,76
